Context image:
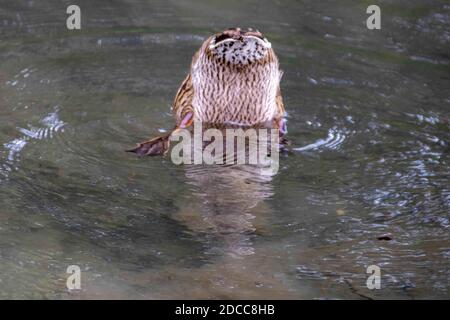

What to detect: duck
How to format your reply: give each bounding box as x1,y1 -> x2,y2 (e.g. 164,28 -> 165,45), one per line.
128,27 -> 287,156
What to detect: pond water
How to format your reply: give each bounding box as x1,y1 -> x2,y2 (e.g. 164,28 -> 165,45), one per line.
0,0 -> 449,299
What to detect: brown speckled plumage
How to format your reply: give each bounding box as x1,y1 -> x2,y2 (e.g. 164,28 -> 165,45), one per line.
173,28 -> 285,127
128,28 -> 287,156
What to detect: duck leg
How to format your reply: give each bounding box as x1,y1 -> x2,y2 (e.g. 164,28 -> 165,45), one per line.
126,133 -> 172,156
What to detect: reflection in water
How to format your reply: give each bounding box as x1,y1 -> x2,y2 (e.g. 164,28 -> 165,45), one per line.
180,165 -> 274,257
157,164 -> 304,299
169,123 -> 279,257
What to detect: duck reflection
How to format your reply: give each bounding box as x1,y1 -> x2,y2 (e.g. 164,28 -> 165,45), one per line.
170,126 -> 280,258
176,164 -> 275,257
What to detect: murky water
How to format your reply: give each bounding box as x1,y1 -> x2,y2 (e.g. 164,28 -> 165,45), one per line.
0,0 -> 449,299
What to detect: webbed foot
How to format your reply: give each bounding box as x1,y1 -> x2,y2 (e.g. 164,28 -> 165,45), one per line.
126,134 -> 171,156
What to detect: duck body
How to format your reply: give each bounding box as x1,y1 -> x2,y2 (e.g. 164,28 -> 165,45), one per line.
129,28 -> 286,156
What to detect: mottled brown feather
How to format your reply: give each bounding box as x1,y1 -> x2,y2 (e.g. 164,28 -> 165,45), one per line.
172,32 -> 285,127
128,28 -> 287,156
172,73 -> 194,124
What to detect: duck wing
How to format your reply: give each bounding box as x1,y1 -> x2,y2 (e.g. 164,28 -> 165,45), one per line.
127,74 -> 195,156
172,73 -> 195,126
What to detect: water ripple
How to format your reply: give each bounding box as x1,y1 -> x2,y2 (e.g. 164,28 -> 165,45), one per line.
294,127 -> 347,152
1,107 -> 65,180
